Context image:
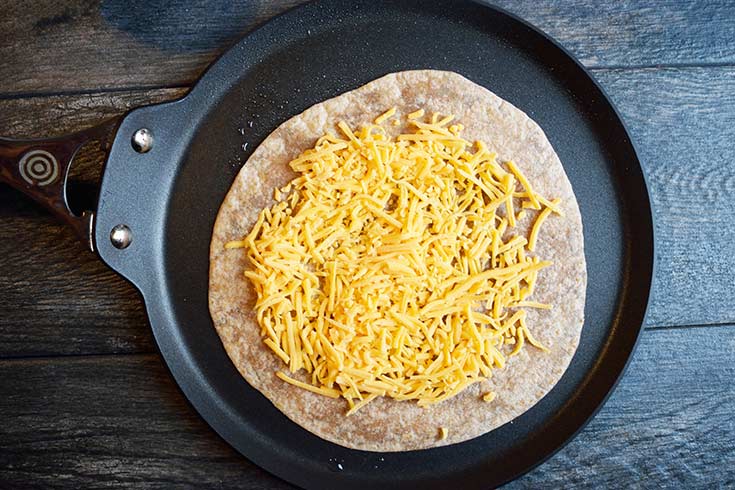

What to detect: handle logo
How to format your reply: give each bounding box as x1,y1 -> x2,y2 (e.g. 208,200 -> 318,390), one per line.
19,149 -> 59,186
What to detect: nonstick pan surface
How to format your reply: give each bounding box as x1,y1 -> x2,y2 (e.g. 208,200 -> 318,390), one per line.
79,1 -> 652,488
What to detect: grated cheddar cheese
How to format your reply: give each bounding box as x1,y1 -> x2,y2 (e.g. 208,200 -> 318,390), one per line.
439,427 -> 448,440
227,109 -> 562,415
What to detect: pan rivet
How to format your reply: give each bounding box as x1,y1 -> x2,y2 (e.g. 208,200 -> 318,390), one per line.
132,128 -> 153,153
110,224 -> 132,249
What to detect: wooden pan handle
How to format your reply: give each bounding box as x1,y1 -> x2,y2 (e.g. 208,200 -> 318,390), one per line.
0,118 -> 120,251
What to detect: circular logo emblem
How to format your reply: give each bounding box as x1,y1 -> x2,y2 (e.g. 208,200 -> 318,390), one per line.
18,149 -> 59,186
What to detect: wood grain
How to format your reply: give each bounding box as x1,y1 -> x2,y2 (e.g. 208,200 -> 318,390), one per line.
594,66 -> 735,327
0,325 -> 732,488
1,0 -> 734,97
0,355 -> 293,489
508,324 -> 735,489
0,0 -> 307,97
495,0 -> 735,68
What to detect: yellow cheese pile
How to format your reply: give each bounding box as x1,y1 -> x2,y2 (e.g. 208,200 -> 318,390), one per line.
227,108 -> 562,415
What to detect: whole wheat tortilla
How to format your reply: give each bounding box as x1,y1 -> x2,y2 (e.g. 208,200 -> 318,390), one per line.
209,70 -> 586,451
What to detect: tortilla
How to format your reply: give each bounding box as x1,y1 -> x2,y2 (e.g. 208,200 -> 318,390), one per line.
209,70 -> 586,451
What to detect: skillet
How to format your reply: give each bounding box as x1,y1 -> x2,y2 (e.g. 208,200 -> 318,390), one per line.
0,1 -> 654,488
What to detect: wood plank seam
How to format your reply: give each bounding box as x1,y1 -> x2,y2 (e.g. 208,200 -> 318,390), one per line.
5,62 -> 735,101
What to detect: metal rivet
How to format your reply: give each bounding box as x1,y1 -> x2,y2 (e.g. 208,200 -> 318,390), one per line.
110,224 -> 132,249
132,128 -> 153,153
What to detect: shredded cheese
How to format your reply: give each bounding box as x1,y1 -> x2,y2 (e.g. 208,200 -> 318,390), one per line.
482,391 -> 496,402
374,107 -> 396,124
226,109 -> 561,414
439,427 -> 448,440
528,199 -> 559,252
407,108 -> 425,120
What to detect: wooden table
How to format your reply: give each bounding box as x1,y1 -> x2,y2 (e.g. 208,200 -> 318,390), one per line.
1,1 -> 733,488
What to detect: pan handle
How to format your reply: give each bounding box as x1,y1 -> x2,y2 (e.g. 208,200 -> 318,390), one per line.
0,118 -> 121,252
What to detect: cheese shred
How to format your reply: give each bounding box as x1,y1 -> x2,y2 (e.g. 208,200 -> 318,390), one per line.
227,108 -> 561,414
374,107 -> 397,124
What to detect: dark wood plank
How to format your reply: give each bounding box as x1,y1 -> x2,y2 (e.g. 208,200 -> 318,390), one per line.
1,0 -> 734,97
0,354 -> 293,489
594,66 -> 735,327
508,325 -> 735,488
0,87 -> 187,139
0,88 -> 186,358
495,0 -> 735,68
0,325 -> 732,488
0,0 -> 306,96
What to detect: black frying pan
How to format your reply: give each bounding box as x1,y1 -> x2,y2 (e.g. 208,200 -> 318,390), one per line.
0,1 -> 654,488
